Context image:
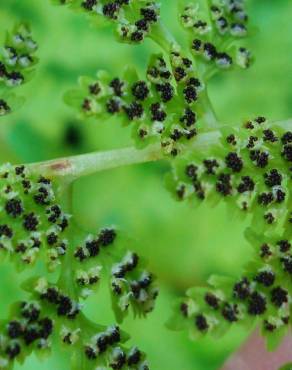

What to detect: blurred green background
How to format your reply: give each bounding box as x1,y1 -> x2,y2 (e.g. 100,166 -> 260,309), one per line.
0,1 -> 291,369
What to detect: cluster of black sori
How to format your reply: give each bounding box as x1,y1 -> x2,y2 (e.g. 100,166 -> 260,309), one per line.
111,251 -> 158,317
178,231 -> 292,340
73,226 -> 158,320
168,118 -> 292,340
67,49 -> 204,155
0,164 -> 70,269
181,0 -> 251,71
30,274 -> 151,369
0,300 -> 53,366
0,24 -> 38,116
57,0 -> 159,44
74,227 -> 117,261
171,118 -> 292,231
36,279 -> 81,319
84,326 -> 149,369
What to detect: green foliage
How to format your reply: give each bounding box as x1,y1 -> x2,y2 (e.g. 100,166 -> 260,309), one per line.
51,0 -> 161,45
0,163 -> 157,369
0,23 -> 38,117
167,118 -> 292,351
0,0 -> 291,369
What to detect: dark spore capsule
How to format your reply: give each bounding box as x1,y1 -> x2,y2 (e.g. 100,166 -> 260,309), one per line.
250,150 -> 269,168
0,62 -> 7,77
89,82 -> 101,95
38,317 -> 53,339
81,0 -> 97,10
192,39 -> 202,51
247,292 -> 266,315
246,136 -> 258,149
47,232 -> 58,245
170,129 -> 183,142
21,302 -> 40,322
7,321 -> 23,338
110,78 -> 124,97
135,19 -> 149,31
174,67 -> 186,82
183,85 -> 198,103
110,350 -> 127,369
271,287 -> 288,307
156,82 -> 174,102
188,77 -> 201,88
150,103 -> 166,122
85,239 -> 100,257
281,131 -> 292,145
106,98 -> 120,114
195,314 -> 209,331
237,176 -> 255,193
203,43 -> 217,60
258,192 -> 274,206
216,52 -> 233,67
245,121 -> 254,130
216,173 -> 232,196
282,144 -> 292,162
5,198 -> 23,217
131,31 -> 144,42
277,240 -> 291,253
127,348 -> 141,365
225,152 -> 243,172
204,293 -> 219,309
255,116 -> 266,124
263,129 -> 278,143
96,334 -> 108,353
185,128 -> 197,140
15,165 -> 25,176
222,303 -> 238,322
107,326 -> 121,344
260,243 -> 272,258
226,134 -> 237,145
264,320 -> 276,332
180,302 -> 188,317
264,212 -> 275,224
180,108 -> 196,127
254,270 -> 275,287
233,277 -> 250,300
23,213 -> 39,231
41,287 -> 60,304
140,7 -> 158,22
0,224 -> 13,238
132,81 -> 149,101
81,98 -> 91,112
85,346 -> 97,360
57,295 -> 72,316
203,159 -> 219,175
98,228 -> 116,246
103,2 -> 119,19
74,247 -> 87,261
124,102 -> 144,120
275,189 -> 286,203
176,185 -> 185,200
23,326 -> 40,345
281,255 -> 292,274
5,342 -> 21,359
139,274 -> 152,288
264,169 -> 282,187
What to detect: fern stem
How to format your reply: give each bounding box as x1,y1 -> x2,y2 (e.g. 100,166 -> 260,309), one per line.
27,132 -> 219,180
28,119 -> 292,181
